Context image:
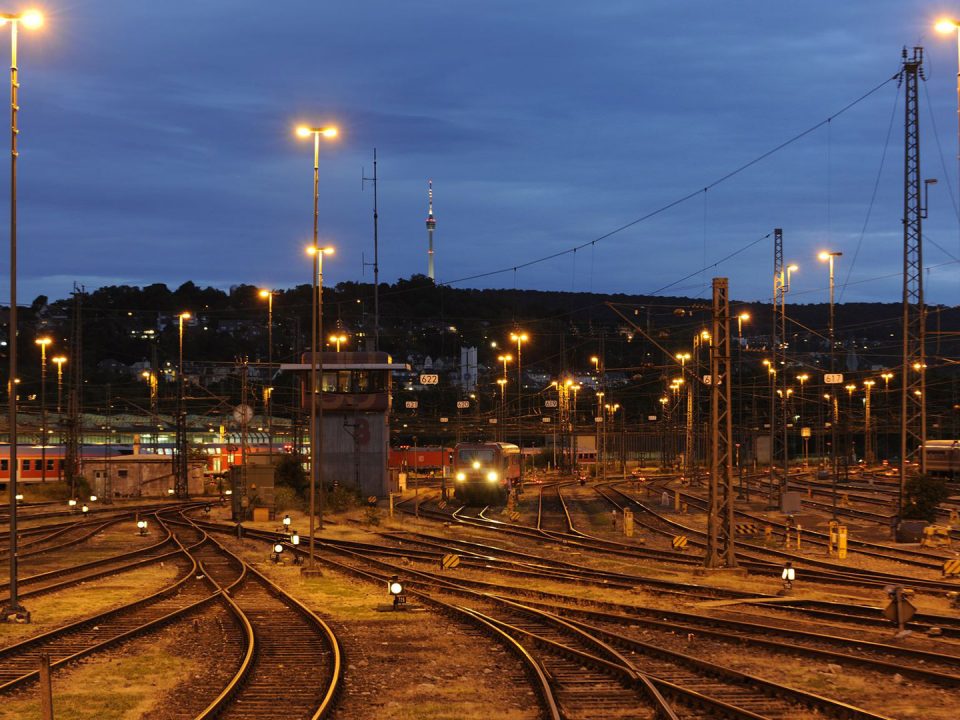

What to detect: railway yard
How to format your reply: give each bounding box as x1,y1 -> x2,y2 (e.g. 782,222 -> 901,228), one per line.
0,470 -> 958,720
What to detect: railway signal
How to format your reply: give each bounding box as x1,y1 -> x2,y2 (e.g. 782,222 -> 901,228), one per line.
781,562 -> 796,593
271,543 -> 284,563
388,576 -> 406,609
136,519 -> 148,536
883,585 -> 916,634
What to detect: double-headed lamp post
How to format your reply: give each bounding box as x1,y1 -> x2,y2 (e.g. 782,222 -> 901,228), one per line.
863,379 -> 875,464
3,7 -> 44,623
329,333 -> 347,352
296,122 -> 338,568
509,332 -> 528,483
35,337 -> 50,483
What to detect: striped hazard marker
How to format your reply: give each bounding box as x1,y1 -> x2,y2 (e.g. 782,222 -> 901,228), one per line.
944,558 -> 960,577
441,554 -> 461,570
672,535 -> 688,550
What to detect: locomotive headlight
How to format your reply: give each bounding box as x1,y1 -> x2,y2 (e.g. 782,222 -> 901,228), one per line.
487,471 -> 499,483
472,461 -> 481,469
456,472 -> 466,482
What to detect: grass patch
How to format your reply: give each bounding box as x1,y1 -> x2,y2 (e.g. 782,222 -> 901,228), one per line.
0,562 -> 182,646
0,631 -> 198,720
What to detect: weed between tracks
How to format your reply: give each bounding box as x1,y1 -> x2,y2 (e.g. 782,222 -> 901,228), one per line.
0,625 -> 200,720
0,562 -> 181,646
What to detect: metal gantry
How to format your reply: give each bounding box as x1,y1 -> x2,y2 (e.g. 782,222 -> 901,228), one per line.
705,278 -> 737,569
899,46 -> 927,513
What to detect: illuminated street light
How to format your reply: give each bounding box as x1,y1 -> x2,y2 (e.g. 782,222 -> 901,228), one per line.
3,7 -> 44,623
258,288 -> 275,461
510,332 -> 529,484
35,337 -> 51,484
328,333 -> 348,352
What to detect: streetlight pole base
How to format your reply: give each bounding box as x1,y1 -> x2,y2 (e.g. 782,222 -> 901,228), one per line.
2,601 -> 30,624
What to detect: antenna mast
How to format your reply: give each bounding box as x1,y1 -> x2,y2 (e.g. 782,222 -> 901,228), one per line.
362,150 -> 380,350
426,180 -> 436,280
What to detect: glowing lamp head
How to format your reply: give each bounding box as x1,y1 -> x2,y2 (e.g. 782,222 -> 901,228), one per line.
738,312 -> 750,321
283,514 -> 291,527
818,251 -> 830,261
291,532 -> 300,546
455,472 -> 466,482
322,127 -> 338,138
68,498 -> 77,507
89,495 -> 97,502
273,543 -> 284,554
936,18 -> 959,33
388,578 -> 403,595
258,289 -> 270,298
35,337 -> 51,347
295,126 -> 311,138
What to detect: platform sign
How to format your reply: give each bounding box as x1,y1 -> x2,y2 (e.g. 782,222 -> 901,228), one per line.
456,400 -> 470,409
404,401 -> 418,409
544,400 -> 558,408
824,373 -> 844,385
420,374 -> 439,385
648,415 -> 658,421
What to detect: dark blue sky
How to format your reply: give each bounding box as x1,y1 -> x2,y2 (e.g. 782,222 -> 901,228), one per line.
3,1 -> 959,306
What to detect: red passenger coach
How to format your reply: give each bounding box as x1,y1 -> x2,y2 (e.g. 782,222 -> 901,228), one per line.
452,442 -> 520,504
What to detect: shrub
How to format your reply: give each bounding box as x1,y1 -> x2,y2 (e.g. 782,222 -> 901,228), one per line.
275,454 -> 308,497
274,486 -> 304,513
901,474 -> 949,522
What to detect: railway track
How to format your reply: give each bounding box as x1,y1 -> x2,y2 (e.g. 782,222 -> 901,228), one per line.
219,517 -> 900,720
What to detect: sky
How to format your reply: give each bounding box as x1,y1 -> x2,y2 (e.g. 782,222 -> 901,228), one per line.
2,1 -> 960,306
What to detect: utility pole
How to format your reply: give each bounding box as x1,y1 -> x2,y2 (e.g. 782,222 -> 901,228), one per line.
899,46 -> 928,517
705,278 -> 737,569
362,150 -> 380,350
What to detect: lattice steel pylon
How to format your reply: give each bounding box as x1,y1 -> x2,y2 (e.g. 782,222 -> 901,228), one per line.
899,46 -> 926,514
705,278 -> 738,569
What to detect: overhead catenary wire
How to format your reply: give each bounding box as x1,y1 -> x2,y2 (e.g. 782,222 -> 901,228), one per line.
435,73 -> 900,290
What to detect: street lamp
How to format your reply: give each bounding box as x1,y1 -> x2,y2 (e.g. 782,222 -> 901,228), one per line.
297,122 -> 339,568
305,244 -> 334,566
863,379 -> 875,464
328,333 -> 347,352
52,355 -> 66,413
258,289 -> 275,462
819,250 -> 842,503
509,332 -> 528,484
175,312 -> 191,498
936,18 -> 960,213
3,7 -> 44,623
34,337 -> 50,484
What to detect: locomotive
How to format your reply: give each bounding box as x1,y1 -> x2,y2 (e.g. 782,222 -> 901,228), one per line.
452,441 -> 520,504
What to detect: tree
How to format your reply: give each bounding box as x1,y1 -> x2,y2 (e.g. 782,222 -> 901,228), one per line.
901,475 -> 949,522
275,453 -> 308,497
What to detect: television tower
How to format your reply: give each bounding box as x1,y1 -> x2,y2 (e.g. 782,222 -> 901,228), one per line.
426,180 -> 436,280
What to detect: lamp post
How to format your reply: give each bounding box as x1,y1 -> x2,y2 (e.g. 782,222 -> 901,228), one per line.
328,333 -> 347,352
863,379 -> 875,464
52,355 -> 66,414
936,19 -> 960,218
819,250 -> 842,511
176,312 -> 190,498
35,337 -> 50,483
496,377 -> 507,441
258,289 -> 274,463
297,122 -> 338,567
571,382 -> 581,473
509,332 -> 528,484
3,7 -> 43,623
305,245 -> 334,565
797,374 -> 809,466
